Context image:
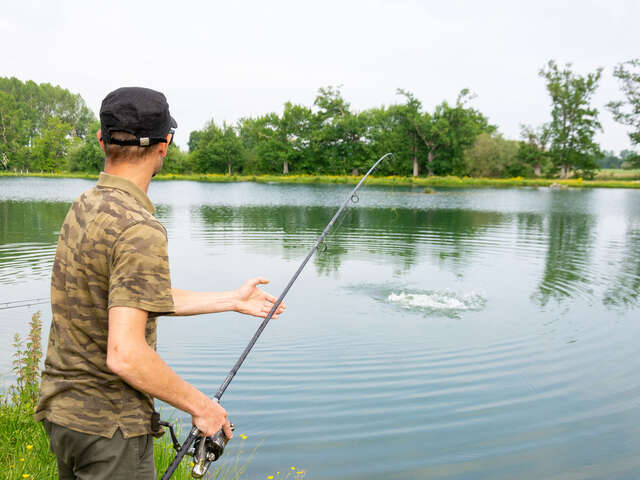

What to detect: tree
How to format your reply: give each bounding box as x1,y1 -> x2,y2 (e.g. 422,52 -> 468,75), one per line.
464,133 -> 521,177
539,61 -> 602,178
274,102 -> 313,174
30,116 -> 72,172
396,89 -> 494,176
0,77 -> 96,171
519,124 -> 552,176
189,120 -> 243,175
394,89 -> 424,176
608,59 -> 640,149
162,144 -> 191,174
67,121 -> 103,172
364,105 -> 413,176
620,149 -> 640,169
312,86 -> 369,175
596,150 -> 623,169
0,90 -> 27,170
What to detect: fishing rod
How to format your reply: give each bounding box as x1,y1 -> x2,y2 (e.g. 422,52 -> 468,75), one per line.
160,152 -> 395,480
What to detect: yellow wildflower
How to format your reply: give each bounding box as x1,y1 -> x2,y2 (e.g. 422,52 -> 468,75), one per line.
22,475 -> 30,479
240,434 -> 247,440
26,444 -> 33,450
20,458 -> 24,462
268,476 -> 274,479
291,466 -> 296,470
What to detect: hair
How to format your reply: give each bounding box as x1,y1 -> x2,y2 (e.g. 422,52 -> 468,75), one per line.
104,131 -> 162,164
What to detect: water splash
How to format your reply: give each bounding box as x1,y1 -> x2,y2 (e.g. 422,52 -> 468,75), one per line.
387,290 -> 486,317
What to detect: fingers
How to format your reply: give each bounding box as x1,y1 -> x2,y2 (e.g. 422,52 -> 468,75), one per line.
223,419 -> 233,439
249,276 -> 269,287
266,293 -> 278,303
260,300 -> 286,316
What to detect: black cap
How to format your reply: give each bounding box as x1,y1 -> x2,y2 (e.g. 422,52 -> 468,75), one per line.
99,87 -> 177,146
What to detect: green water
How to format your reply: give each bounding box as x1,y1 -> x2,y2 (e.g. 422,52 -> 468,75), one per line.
1,177 -> 640,479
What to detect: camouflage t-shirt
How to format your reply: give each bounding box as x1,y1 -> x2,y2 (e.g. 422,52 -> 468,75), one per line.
35,172 -> 175,438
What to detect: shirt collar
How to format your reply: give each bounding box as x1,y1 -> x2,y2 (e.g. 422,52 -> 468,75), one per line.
97,172 -> 155,214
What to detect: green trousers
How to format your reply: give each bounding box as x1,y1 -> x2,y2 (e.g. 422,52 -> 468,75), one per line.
43,420 -> 155,480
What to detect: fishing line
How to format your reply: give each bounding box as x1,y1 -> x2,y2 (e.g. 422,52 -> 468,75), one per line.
0,298 -> 49,311
160,152 -> 396,480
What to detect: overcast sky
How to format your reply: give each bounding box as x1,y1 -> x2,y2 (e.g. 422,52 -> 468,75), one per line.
2,0 -> 638,153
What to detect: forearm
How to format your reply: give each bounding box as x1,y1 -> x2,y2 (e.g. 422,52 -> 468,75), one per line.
108,341 -> 210,417
170,288 -> 238,316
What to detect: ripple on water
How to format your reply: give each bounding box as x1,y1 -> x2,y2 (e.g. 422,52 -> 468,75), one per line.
0,242 -> 57,284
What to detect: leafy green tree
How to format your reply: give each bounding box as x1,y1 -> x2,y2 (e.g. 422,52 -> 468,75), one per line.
0,90 -> 27,170
280,102 -> 313,174
396,89 -> 494,176
608,59 -> 640,149
190,120 -> 243,174
312,86 -> 369,175
464,133 -> 521,177
596,150 -> 623,169
394,90 -> 425,176
518,124 -> 552,176
364,105 -> 414,176
162,144 -> 191,174
0,77 -> 96,171
539,61 -> 602,178
30,116 -> 72,172
248,103 -> 313,175
620,149 -> 640,169
68,121 -> 103,172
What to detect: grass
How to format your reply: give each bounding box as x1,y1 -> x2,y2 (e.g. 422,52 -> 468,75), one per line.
594,168 -> 640,180
1,312 -> 308,479
1,312 -> 57,480
2,169 -> 640,189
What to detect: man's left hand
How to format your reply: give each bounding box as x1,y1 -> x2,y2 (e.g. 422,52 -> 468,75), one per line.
234,277 -> 286,319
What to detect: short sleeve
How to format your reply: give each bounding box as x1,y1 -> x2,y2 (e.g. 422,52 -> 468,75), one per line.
109,221 -> 175,316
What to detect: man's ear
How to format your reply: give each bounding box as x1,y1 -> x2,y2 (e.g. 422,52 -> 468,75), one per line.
97,129 -> 106,153
158,135 -> 170,157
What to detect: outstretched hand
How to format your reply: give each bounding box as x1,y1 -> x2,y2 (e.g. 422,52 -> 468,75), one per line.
234,277 -> 286,319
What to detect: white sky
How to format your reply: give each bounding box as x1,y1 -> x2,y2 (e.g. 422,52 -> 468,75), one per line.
1,0 -> 638,153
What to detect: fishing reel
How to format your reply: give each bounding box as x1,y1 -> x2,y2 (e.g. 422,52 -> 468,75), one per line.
153,413 -> 234,478
191,425 -> 235,478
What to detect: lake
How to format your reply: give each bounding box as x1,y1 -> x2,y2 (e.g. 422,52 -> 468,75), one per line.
1,177 -> 640,479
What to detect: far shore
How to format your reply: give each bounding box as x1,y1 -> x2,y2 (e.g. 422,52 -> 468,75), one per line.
2,171 -> 640,189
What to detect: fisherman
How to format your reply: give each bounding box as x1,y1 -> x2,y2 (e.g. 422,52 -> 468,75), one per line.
35,87 -> 286,479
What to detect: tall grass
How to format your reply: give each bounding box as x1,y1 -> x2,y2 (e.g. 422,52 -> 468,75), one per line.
0,312 -> 56,480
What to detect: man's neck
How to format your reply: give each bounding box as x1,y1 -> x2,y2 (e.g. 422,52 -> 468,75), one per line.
104,161 -> 153,193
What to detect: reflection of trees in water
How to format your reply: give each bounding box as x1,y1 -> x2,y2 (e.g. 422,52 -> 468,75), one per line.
0,201 -> 70,244
603,227 -> 640,309
515,212 -> 545,239
195,205 -> 508,276
0,201 -> 70,283
533,212 -> 595,306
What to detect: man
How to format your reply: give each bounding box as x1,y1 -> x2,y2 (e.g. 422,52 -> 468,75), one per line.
35,87 -> 286,479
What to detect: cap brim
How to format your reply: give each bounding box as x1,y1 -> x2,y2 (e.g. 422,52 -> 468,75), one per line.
170,116 -> 177,129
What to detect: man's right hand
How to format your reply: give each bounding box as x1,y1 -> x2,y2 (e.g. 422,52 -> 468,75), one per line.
192,398 -> 233,439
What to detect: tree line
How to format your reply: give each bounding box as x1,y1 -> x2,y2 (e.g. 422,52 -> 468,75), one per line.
1,59 -> 639,178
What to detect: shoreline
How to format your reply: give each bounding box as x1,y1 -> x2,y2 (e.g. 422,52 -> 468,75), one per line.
1,171 -> 640,189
